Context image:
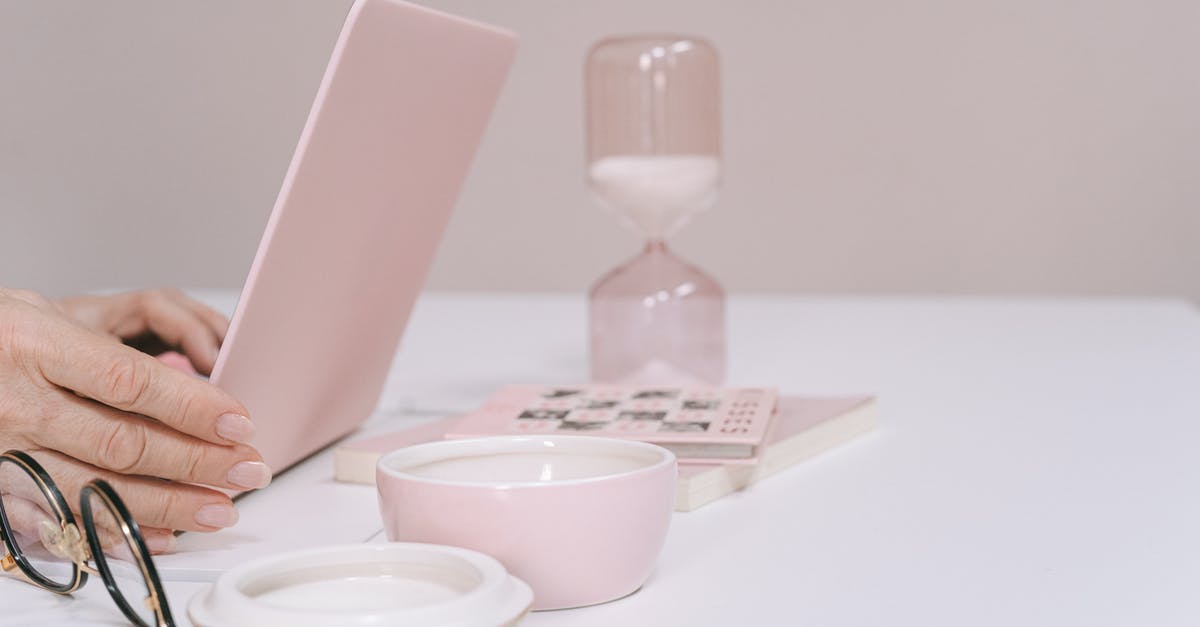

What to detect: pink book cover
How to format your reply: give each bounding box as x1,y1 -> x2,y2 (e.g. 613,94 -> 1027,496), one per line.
333,414 -> 464,484
333,395 -> 878,512
442,384 -> 779,461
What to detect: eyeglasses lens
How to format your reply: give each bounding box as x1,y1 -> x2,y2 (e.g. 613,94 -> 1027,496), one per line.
0,458 -> 74,586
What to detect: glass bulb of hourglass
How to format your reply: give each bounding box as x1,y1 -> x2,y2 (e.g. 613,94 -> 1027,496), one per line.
585,35 -> 726,385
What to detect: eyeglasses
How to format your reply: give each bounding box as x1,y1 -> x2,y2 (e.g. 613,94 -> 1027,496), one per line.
0,450 -> 175,626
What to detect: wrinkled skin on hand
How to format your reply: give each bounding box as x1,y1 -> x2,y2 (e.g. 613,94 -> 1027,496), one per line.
0,289 -> 271,554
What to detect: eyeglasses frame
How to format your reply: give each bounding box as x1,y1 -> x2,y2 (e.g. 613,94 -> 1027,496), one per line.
0,449 -> 175,627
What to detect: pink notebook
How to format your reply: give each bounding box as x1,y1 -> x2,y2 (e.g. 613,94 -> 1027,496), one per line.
443,385 -> 778,462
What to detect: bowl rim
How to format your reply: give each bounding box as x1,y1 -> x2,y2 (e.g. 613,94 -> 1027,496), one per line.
188,543 -> 533,626
376,435 -> 676,488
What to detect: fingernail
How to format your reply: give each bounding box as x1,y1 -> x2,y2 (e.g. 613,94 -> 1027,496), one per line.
143,531 -> 177,554
227,461 -> 272,489
195,504 -> 239,529
216,413 -> 255,444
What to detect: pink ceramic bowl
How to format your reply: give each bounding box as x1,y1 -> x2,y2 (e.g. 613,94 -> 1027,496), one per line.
376,436 -> 677,610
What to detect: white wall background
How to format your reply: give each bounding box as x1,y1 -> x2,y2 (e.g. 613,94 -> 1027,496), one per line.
2,0 -> 1198,298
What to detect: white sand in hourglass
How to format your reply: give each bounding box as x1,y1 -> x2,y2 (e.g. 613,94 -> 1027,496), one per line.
588,155 -> 720,240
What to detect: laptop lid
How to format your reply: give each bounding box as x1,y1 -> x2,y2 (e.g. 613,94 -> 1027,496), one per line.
210,0 -> 516,474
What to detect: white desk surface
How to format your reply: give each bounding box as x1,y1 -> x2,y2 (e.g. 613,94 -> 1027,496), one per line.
5,292 -> 1200,626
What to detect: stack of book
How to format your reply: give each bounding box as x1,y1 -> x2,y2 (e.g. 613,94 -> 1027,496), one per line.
334,385 -> 877,511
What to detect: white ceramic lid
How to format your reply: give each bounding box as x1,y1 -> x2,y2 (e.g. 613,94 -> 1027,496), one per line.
188,543 -> 532,627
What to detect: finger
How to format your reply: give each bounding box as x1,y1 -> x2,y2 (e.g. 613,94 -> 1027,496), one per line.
35,318 -> 257,447
156,351 -> 198,376
55,295 -> 108,330
27,450 -> 242,533
139,527 -> 176,555
3,288 -> 57,311
0,461 -> 52,506
32,392 -> 271,491
0,460 -> 61,547
1,475 -> 175,559
163,290 -> 230,344
135,292 -> 221,375
83,504 -> 173,559
0,493 -> 57,543
82,505 -> 132,560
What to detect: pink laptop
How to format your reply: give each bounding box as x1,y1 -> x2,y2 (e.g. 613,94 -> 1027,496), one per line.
209,0 -> 516,475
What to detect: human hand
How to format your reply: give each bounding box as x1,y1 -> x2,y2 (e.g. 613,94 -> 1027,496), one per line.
0,289 -> 270,553
57,289 -> 229,375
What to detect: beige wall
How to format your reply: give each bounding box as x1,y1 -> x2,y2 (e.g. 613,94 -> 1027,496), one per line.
2,0 -> 1198,298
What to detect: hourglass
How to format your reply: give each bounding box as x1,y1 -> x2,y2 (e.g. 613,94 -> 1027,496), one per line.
586,35 -> 726,385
